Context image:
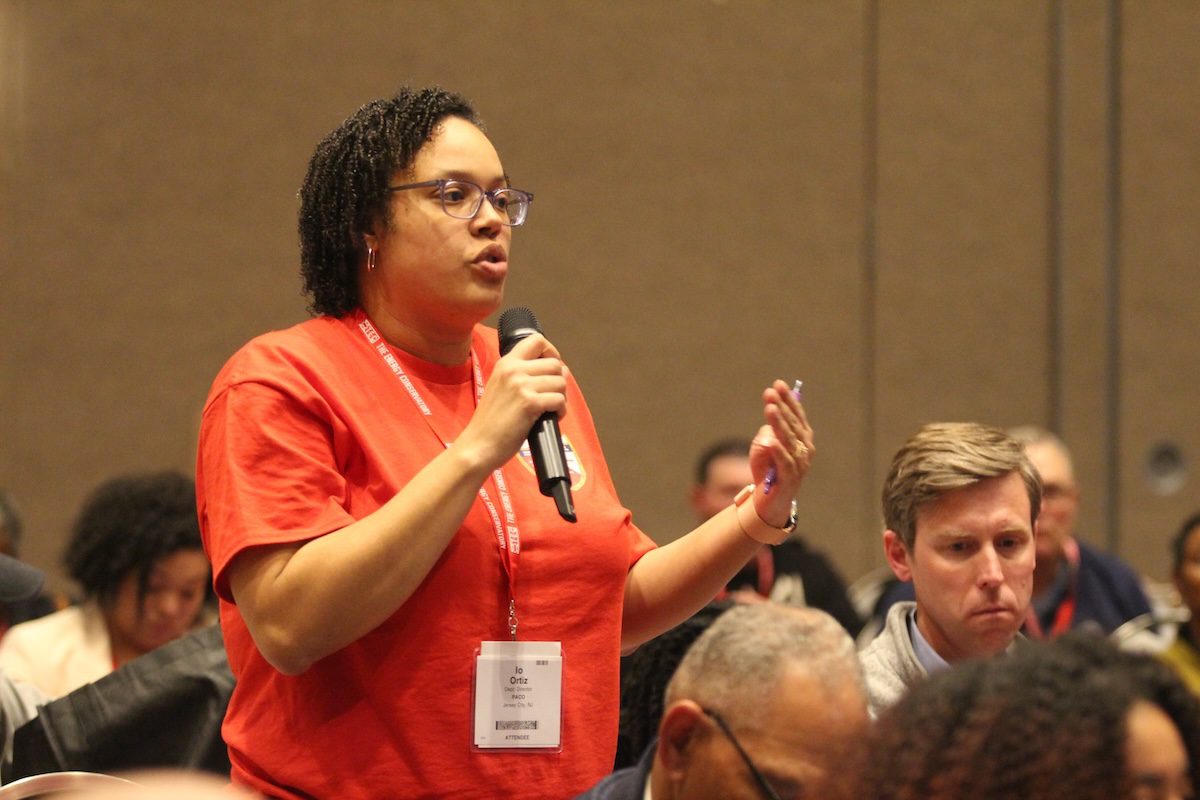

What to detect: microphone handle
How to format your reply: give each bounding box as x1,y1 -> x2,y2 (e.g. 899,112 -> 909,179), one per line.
529,413 -> 576,523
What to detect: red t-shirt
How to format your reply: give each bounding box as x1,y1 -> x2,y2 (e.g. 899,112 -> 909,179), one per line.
197,314 -> 655,799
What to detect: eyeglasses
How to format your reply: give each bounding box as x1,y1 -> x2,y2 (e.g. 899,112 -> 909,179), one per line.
386,178 -> 533,226
702,707 -> 783,800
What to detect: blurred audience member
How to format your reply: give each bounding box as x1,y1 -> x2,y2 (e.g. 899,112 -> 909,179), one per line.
0,552 -> 49,782
859,422 -> 1039,716
691,438 -> 861,636
0,489 -> 71,634
0,491 -> 27,561
0,471 -> 212,698
1161,512 -> 1200,695
857,633 -> 1199,800
1008,426 -> 1152,637
577,604 -> 868,800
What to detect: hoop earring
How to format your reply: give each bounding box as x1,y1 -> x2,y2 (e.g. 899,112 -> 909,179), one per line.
367,246 -> 377,272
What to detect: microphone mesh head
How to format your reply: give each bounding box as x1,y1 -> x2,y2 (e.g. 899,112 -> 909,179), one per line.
498,307 -> 542,354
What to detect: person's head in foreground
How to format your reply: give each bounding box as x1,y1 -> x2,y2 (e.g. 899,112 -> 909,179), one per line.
650,604 -> 868,800
882,421 -> 1041,661
860,632 -> 1200,800
65,470 -> 211,664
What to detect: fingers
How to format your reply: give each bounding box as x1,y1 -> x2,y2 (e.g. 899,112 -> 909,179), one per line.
506,332 -> 563,363
762,379 -> 813,458
503,333 -> 571,385
460,338 -> 572,471
502,334 -> 569,413
755,380 -> 814,499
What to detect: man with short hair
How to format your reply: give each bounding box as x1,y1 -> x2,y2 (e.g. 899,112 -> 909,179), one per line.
577,604 -> 868,800
690,439 -> 861,636
859,422 -> 1040,716
1006,426 -> 1152,637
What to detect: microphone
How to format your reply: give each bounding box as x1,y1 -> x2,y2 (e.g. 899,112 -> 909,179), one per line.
497,307 -> 577,523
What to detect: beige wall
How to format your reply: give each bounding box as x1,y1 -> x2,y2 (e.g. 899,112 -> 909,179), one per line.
2,0 -> 1197,595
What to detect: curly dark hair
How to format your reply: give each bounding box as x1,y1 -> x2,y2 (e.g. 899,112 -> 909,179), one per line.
613,601 -> 733,769
63,470 -> 208,608
856,633 -> 1200,800
298,86 -> 481,318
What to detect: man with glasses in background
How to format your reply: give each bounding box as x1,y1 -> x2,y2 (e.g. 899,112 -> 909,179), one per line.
689,439 -> 862,637
1006,426 -> 1152,637
576,604 -> 868,800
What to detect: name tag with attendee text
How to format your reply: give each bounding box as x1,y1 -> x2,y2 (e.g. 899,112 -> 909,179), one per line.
472,641 -> 563,751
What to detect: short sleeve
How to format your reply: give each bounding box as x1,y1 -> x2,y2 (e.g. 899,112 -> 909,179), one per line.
197,380 -> 356,602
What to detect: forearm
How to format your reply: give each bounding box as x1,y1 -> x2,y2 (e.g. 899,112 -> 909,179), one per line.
621,378 -> 814,651
230,442 -> 495,674
619,503 -> 760,651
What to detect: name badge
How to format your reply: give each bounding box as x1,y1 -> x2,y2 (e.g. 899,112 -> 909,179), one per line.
472,641 -> 563,751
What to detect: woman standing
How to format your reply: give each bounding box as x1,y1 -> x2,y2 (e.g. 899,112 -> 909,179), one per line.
197,87 -> 813,799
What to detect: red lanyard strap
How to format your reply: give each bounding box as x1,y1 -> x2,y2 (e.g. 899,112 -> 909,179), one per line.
1024,537 -> 1081,639
356,312 -> 523,638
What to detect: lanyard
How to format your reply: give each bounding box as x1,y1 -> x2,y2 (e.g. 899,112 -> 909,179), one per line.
1024,536 -> 1081,639
355,311 -> 523,640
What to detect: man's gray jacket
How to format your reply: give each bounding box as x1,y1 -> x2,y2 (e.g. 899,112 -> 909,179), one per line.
857,601 -> 926,718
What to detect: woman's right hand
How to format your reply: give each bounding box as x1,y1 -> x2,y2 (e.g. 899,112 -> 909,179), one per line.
224,334 -> 570,674
457,333 -> 569,473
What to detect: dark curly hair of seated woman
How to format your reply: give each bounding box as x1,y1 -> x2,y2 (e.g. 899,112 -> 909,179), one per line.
0,470 -> 213,698
853,632 -> 1200,800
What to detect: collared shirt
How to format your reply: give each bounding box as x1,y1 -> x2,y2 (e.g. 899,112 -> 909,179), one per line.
906,606 -> 951,676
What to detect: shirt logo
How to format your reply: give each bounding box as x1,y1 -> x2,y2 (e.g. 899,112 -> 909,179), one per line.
517,435 -> 586,489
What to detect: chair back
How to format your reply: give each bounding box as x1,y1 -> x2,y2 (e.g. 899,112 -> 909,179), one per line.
1111,606 -> 1191,653
0,771 -> 136,799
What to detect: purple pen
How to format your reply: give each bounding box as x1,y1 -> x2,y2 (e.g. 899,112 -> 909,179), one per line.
762,379 -> 804,495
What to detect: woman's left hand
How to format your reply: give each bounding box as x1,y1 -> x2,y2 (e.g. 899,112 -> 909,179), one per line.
748,379 -> 814,528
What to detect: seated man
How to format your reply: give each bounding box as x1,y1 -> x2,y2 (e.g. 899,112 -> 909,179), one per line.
578,604 -> 868,800
859,422 -> 1039,716
690,438 -> 862,636
871,427 -> 1153,638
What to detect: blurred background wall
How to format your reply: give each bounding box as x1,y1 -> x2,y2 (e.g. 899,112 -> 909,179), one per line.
2,0 -> 1196,596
